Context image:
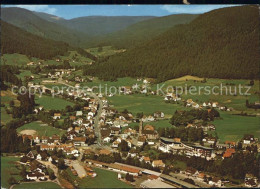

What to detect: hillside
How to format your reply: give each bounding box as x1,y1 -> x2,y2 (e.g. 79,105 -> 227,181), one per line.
1,7 -> 91,47
50,16 -> 155,36
1,21 -> 96,60
84,6 -> 260,81
1,21 -> 70,59
89,14 -> 198,48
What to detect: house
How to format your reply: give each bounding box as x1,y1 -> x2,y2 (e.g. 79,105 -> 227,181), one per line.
186,99 -> 193,106
223,148 -> 235,159
140,156 -> 150,164
112,140 -> 121,148
225,141 -> 236,148
209,177 -> 222,187
41,136 -> 49,144
137,136 -> 146,146
73,137 -> 87,146
76,111 -> 83,117
243,134 -> 255,145
152,160 -> 165,168
110,127 -> 120,136
142,129 -> 159,140
36,154 -> 42,161
99,149 -> 112,156
185,167 -> 199,177
103,137 -> 111,143
53,113 -> 61,119
245,179 -> 258,188
26,171 -> 45,181
153,111 -> 164,118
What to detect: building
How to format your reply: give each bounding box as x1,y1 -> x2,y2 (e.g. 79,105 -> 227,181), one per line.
152,160 -> 165,168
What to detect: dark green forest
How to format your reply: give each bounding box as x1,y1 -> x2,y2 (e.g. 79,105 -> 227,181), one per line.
89,14 -> 198,48
1,21 -> 70,59
1,21 -> 96,60
84,6 -> 260,81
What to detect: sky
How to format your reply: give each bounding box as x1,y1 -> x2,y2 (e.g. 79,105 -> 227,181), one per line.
2,5 -> 239,19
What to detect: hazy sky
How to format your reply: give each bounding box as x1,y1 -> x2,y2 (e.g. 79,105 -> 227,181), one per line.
3,5 -> 238,19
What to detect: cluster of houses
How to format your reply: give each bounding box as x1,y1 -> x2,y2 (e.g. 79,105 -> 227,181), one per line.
20,154 -> 48,181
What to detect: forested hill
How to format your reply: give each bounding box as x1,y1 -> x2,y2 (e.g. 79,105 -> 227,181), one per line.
89,14 -> 198,48
1,21 -> 92,60
48,16 -> 155,36
1,7 -> 91,47
84,6 -> 260,81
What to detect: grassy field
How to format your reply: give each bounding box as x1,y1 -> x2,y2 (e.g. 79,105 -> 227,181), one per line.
154,76 -> 259,113
86,46 -> 126,57
214,112 -> 260,142
35,95 -> 75,110
128,119 -> 173,130
78,168 -> 132,188
80,77 -> 143,90
1,156 -> 22,189
17,121 -> 66,137
59,51 -> 93,66
1,54 -> 31,65
108,94 -> 186,117
13,182 -> 61,189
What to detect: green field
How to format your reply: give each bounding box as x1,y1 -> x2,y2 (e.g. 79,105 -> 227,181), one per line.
1,156 -> 22,189
214,112 -> 260,142
35,95 -> 75,110
17,121 -> 66,137
80,77 -> 143,89
86,46 -> 125,57
1,54 -> 31,65
78,168 -> 132,188
108,94 -> 185,117
59,51 -> 93,66
155,76 -> 259,113
13,182 -> 61,189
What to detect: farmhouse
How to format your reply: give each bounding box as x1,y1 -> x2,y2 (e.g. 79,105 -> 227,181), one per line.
53,113 -> 61,119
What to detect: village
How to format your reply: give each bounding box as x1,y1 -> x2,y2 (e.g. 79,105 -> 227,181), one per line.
10,67 -> 259,189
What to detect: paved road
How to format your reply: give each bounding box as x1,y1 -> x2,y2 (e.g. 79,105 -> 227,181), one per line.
56,78 -> 104,146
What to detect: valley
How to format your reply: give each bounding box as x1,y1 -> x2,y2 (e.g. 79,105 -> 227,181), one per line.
1,5 -> 259,189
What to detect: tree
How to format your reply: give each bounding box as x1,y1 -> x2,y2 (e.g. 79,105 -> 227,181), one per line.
9,100 -> 14,107
118,140 -> 130,152
49,171 -> 56,180
8,177 -> 17,185
57,158 -> 66,170
20,165 -> 27,179
125,173 -> 134,182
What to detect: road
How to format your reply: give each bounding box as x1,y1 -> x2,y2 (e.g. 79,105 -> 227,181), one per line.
56,78 -> 104,146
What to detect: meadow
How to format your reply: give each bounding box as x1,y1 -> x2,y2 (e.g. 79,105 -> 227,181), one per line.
86,46 -> 125,57
1,156 -> 22,189
35,95 -> 75,110
1,53 -> 31,65
154,76 -> 259,113
78,168 -> 132,188
13,182 -> 61,189
17,121 -> 66,137
108,93 -> 186,117
213,112 -> 260,142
